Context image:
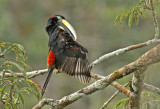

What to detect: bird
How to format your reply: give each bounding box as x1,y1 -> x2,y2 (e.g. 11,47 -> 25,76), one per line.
41,15 -> 91,97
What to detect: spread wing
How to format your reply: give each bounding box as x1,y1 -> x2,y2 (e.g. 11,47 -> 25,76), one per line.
56,45 -> 91,83
49,30 -> 91,83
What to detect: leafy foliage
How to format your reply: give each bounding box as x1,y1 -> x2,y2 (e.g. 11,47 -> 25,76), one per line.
115,0 -> 146,28
141,91 -> 160,109
115,91 -> 160,109
115,98 -> 129,109
0,41 -> 40,109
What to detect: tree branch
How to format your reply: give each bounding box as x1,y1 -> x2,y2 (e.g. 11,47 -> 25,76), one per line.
33,44 -> 160,109
32,98 -> 55,109
129,67 -> 146,109
112,82 -> 130,97
100,83 -> 129,109
1,38 -> 160,78
0,69 -> 48,78
144,83 -> 160,95
91,72 -> 130,97
28,69 -> 48,78
150,0 -> 159,39
90,39 -> 160,67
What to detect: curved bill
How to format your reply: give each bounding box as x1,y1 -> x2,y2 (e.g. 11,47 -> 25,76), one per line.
57,19 -> 77,41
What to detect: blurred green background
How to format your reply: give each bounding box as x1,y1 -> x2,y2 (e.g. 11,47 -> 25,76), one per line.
0,0 -> 160,109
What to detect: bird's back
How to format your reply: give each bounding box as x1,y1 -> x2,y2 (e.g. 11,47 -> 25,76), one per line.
48,28 -> 91,83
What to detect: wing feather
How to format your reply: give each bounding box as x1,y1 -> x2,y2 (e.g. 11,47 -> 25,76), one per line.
56,48 -> 91,83
50,31 -> 91,83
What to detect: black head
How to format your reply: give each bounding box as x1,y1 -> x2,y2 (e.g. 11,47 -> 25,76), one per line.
50,15 -> 65,22
46,15 -> 65,30
46,15 -> 77,41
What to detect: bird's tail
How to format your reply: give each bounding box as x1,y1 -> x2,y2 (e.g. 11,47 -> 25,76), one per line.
41,68 -> 53,97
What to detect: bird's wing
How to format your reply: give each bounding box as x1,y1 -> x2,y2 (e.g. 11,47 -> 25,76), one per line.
56,46 -> 91,83
51,31 -> 91,83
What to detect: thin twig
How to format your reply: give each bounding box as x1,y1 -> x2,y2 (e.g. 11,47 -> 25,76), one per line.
150,0 -> 159,39
100,83 -> 129,109
0,72 -> 23,77
100,91 -> 119,109
90,72 -> 105,80
144,83 -> 160,95
0,69 -> 48,78
90,39 -> 160,67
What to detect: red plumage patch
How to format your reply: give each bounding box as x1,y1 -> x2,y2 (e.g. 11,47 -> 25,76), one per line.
51,16 -> 55,18
47,50 -> 55,66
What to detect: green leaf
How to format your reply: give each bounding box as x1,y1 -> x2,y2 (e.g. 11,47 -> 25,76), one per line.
22,87 -> 34,92
27,80 -> 41,100
10,102 -> 18,109
4,100 -> 9,108
125,10 -> 131,16
3,61 -> 26,76
18,61 -> 32,71
20,87 -> 30,96
141,91 -> 160,109
115,14 -> 121,26
30,82 -> 40,100
120,13 -> 125,24
128,13 -> 134,28
13,43 -> 26,57
1,84 -> 7,99
0,42 -> 5,48
18,92 -> 24,105
12,43 -> 26,54
12,43 -> 27,61
1,46 -> 12,56
115,98 -> 129,109
138,8 -> 145,17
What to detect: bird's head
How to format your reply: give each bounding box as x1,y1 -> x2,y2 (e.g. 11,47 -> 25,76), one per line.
46,15 -> 77,41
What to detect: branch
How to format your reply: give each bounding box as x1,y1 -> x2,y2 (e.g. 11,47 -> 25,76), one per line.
90,39 -> 160,67
0,69 -> 48,78
91,72 -> 130,97
33,44 -> 160,109
144,83 -> 160,95
28,69 -> 48,78
112,82 -> 130,97
1,38 -> 160,78
0,72 -> 24,77
129,67 -> 146,109
150,0 -> 159,39
32,98 -> 55,109
100,83 -> 129,109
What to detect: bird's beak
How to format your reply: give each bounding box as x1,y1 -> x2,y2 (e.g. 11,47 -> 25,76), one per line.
58,19 -> 77,41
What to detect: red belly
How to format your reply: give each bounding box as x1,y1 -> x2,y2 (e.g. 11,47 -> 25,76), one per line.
47,50 -> 55,66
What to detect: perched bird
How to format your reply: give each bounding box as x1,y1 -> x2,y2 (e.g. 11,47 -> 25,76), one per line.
41,15 -> 91,97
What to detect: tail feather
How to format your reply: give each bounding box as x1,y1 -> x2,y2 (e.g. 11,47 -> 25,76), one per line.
41,68 -> 53,97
